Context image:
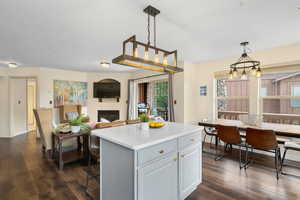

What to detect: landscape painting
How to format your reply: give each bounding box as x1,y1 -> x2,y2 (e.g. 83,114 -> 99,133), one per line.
53,80 -> 88,107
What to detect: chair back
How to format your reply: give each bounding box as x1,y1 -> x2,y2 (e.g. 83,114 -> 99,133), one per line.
95,121 -> 126,129
33,108 -> 53,150
90,121 -> 126,157
246,128 -> 278,150
216,125 -> 241,144
58,105 -> 82,123
126,119 -> 141,124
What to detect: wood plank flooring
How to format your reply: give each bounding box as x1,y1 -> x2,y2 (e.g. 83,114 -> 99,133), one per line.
0,132 -> 300,200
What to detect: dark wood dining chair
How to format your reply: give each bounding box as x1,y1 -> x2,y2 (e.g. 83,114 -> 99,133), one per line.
245,128 -> 282,180
215,125 -> 244,169
203,127 -> 218,148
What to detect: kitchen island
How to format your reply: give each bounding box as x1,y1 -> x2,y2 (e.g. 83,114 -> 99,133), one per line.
92,122 -> 203,200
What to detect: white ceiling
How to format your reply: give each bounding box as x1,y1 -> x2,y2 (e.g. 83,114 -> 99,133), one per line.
0,0 -> 300,72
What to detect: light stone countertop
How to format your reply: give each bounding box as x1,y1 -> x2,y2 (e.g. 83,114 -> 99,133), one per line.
92,122 -> 203,150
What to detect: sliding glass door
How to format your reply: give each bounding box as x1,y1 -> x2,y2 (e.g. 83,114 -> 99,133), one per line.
137,79 -> 169,121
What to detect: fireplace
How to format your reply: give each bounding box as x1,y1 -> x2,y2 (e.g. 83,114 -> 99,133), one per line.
98,110 -> 120,122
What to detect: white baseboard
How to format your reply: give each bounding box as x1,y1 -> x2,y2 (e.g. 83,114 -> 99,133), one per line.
13,130 -> 28,137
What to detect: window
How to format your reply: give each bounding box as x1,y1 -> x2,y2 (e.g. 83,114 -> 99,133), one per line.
216,78 -> 249,120
215,70 -> 300,125
260,71 -> 300,125
291,86 -> 300,107
260,88 -> 267,97
153,81 -> 169,120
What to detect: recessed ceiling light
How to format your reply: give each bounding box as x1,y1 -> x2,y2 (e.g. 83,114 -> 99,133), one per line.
100,61 -> 110,68
8,63 -> 18,68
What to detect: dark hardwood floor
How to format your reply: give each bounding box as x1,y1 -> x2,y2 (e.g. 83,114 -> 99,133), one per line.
1,132 -> 300,200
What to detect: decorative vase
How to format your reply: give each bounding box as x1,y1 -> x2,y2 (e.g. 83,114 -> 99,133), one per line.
71,126 -> 81,133
140,122 -> 149,130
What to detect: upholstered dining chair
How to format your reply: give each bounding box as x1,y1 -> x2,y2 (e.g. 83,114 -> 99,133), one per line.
85,120 -> 126,199
245,128 -> 282,180
33,108 -> 53,158
215,125 -> 244,169
33,108 -> 78,159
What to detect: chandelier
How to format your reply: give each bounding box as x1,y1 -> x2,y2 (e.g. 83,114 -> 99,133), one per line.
112,5 -> 183,73
229,42 -> 261,79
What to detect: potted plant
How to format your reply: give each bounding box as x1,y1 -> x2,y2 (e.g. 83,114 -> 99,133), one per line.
69,115 -> 89,133
139,113 -> 149,130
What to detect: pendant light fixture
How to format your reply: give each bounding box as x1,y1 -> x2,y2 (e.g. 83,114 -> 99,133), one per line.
112,5 -> 183,73
229,42 -> 261,79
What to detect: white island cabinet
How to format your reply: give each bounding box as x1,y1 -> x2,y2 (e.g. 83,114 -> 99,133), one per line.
92,122 -> 203,200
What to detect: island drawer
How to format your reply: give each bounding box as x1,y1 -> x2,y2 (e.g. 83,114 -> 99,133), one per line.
138,139 -> 177,166
179,131 -> 201,150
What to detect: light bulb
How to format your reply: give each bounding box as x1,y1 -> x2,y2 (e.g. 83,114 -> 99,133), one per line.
256,67 -> 261,78
144,47 -> 149,60
163,54 -> 168,65
229,70 -> 233,79
241,69 -> 247,80
251,66 -> 257,76
232,67 -> 238,77
154,50 -> 159,63
134,48 -> 138,57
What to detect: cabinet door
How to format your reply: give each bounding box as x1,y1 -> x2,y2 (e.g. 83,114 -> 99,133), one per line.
179,145 -> 201,200
138,153 -> 178,200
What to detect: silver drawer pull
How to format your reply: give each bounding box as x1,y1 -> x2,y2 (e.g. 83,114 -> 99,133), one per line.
159,150 -> 164,154
181,154 -> 185,158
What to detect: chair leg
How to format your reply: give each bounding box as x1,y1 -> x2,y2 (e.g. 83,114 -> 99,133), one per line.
85,152 -> 95,199
239,145 -> 242,169
281,148 -> 287,172
275,149 -> 279,180
210,135 -> 214,148
203,133 -> 207,145
215,142 -> 225,161
278,148 -> 282,172
244,145 -> 252,169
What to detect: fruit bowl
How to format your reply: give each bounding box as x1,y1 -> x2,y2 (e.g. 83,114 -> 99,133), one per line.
148,121 -> 165,128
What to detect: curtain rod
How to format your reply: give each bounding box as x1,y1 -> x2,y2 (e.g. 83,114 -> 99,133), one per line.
130,73 -> 168,81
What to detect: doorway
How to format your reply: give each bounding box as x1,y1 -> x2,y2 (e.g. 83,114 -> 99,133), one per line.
9,77 -> 37,137
27,79 -> 37,131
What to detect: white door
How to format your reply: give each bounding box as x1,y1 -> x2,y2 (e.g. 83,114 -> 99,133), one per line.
27,79 -> 37,131
138,154 -> 178,200
179,145 -> 201,200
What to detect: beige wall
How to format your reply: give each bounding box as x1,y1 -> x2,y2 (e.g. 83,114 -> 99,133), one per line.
38,68 -> 88,108
0,77 -> 10,137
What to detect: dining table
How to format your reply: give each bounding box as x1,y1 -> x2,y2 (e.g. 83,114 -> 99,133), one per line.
198,119 -> 300,147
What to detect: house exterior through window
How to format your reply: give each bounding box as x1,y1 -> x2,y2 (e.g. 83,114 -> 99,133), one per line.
215,70 -> 300,125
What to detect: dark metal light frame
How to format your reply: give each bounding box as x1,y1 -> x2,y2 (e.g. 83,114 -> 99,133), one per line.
112,5 -> 183,73
229,42 -> 261,78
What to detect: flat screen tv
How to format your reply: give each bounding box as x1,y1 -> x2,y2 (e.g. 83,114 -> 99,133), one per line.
93,79 -> 120,98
